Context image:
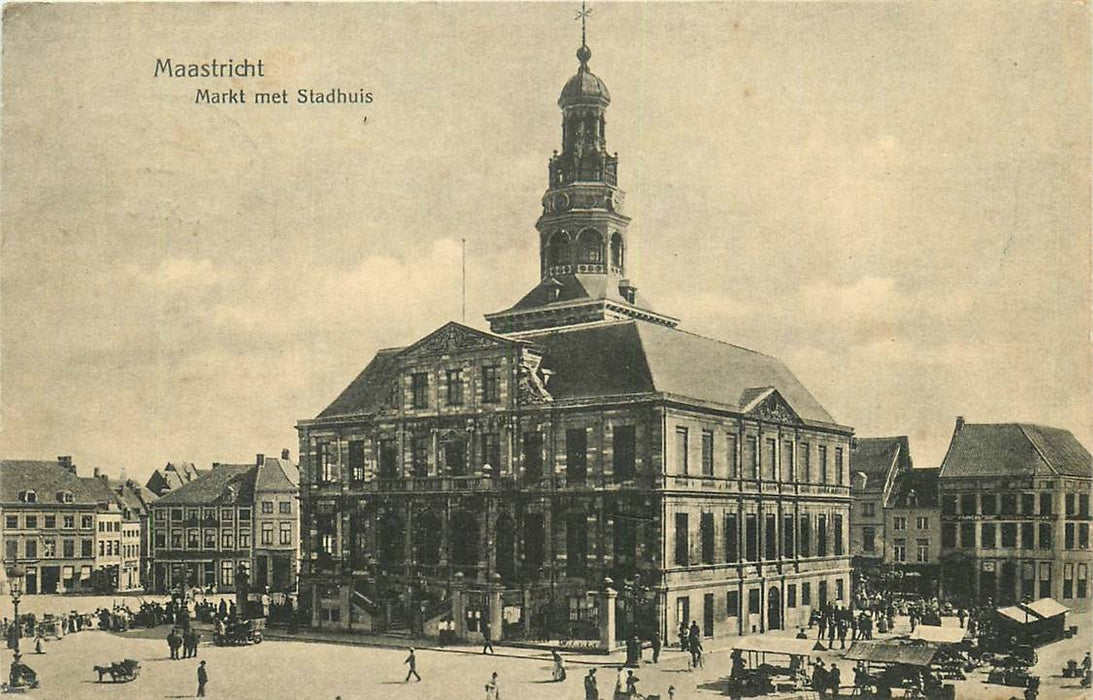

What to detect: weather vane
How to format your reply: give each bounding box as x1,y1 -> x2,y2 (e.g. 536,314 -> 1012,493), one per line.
575,2 -> 592,47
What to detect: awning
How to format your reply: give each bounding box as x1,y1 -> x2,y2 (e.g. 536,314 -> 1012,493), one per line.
1022,598 -> 1068,619
844,641 -> 938,667
728,636 -> 816,658
909,625 -> 967,644
997,606 -> 1029,624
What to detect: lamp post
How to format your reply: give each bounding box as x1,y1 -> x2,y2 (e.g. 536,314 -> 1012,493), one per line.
6,565 -> 25,654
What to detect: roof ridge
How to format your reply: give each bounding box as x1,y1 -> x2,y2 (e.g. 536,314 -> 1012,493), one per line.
640,323 -> 775,359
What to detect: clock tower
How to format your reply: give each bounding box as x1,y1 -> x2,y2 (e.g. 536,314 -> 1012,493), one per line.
486,35 -> 677,334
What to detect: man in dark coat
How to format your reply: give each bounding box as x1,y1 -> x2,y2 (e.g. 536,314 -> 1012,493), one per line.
829,663 -> 841,698
583,668 -> 599,700
811,660 -> 827,695
167,627 -> 181,660
650,630 -> 661,664
196,660 -> 208,696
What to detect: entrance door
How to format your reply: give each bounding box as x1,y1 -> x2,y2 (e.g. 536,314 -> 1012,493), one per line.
40,566 -> 60,594
676,596 -> 690,637
767,586 -> 782,630
703,593 -> 715,637
24,570 -> 37,594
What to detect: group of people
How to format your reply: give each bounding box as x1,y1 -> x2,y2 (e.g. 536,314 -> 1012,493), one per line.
677,620 -> 704,670
810,659 -> 842,698
166,626 -> 201,659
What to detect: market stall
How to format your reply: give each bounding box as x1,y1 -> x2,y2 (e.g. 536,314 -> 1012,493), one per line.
844,640 -> 947,699
723,636 -> 815,695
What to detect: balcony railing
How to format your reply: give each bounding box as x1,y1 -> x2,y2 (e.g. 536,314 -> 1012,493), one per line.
359,476 -> 514,494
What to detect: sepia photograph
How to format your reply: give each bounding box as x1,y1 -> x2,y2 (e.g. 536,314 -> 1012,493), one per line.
0,2 -> 1090,698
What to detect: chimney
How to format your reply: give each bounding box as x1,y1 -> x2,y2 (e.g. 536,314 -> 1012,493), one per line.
256,453 -> 265,466
58,455 -> 74,474
281,449 -> 290,461
955,416 -> 965,432
93,467 -> 100,478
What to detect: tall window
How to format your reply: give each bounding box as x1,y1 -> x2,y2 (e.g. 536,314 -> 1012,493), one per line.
746,437 -> 758,479
801,444 -> 811,482
379,439 -> 398,478
916,516 -> 929,529
446,369 -> 463,406
745,514 -> 758,561
347,440 -> 366,483
701,431 -> 714,477
764,514 -> 777,560
834,514 -> 844,555
800,515 -> 811,557
317,443 -> 333,483
566,514 -> 588,577
411,436 -> 429,477
981,494 -> 997,515
482,366 -> 501,403
567,428 -> 588,483
676,428 -> 689,475
818,446 -> 828,484
763,438 -> 777,480
726,435 -> 738,478
481,432 -> 501,472
1023,493 -> 1037,515
941,496 -> 957,516
1066,493 -> 1077,516
411,372 -> 429,409
221,561 -> 234,587
863,503 -> 876,517
1065,523 -> 1075,550
982,523 -> 996,548
835,447 -> 844,485
783,441 -> 795,481
1022,522 -> 1035,549
863,527 -> 876,552
674,513 -> 689,566
893,516 -> 907,531
725,513 -> 739,563
523,431 -> 543,482
701,512 -> 715,564
894,538 -> 907,562
1039,522 -> 1053,549
444,437 -> 466,476
261,523 -> 274,545
612,425 -> 636,480
1000,523 -> 1016,548
280,522 -> 292,545
783,514 -> 795,557
1040,492 -> 1053,516
817,515 -> 828,557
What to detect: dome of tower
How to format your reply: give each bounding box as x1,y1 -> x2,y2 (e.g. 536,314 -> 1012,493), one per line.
558,45 -> 611,108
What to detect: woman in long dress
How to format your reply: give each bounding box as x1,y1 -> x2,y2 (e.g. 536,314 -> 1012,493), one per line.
551,650 -> 567,681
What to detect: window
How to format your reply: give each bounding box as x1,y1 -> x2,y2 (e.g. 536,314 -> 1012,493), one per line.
1000,523 -> 1016,548
43,515 -> 56,529
170,508 -> 183,522
566,513 -> 587,576
523,431 -> 544,482
1022,522 -> 1035,549
801,443 -> 811,482
942,496 -> 957,516
981,494 -> 997,515
727,591 -> 739,617
893,516 -> 907,531
746,437 -> 758,479
204,530 -> 216,548
783,514 -> 795,558
279,501 -> 292,515
787,584 -> 797,608
725,513 -> 739,563
676,428 -> 689,475
42,539 -> 55,558
1066,493 -> 1076,516
62,539 -> 74,558
1022,493 -> 1036,515
748,589 -> 761,615
894,538 -> 906,562
379,439 -> 398,478
187,529 -> 199,548
348,441 -> 365,483
1064,563 -> 1074,599
802,582 -> 811,606
916,538 -> 929,563
1065,523 -> 1075,550
1081,494 -> 1090,518
239,531 -> 250,549
262,501 -> 274,514
4,515 -> 16,529
221,561 -> 234,587
1079,564 -> 1088,598
612,425 -> 635,481
726,435 -> 738,478
745,514 -> 758,561
25,516 -> 37,529
916,516 -> 929,530
764,514 -> 777,560
701,512 -> 715,564
317,443 -> 333,483
835,447 -> 844,485
863,503 -> 875,518
280,522 -> 292,545
799,515 -> 811,557
81,539 -> 93,557
1039,523 -> 1052,549
982,523 -> 996,548
959,522 -> 975,547
481,366 -> 501,403
819,446 -> 828,483
817,515 -> 828,556
862,527 -> 876,552
221,508 -> 233,522
784,441 -> 795,481
701,431 -> 714,477
187,509 -> 199,522
170,531 -> 182,549
836,578 -> 845,601
411,372 -> 428,409
1080,523 -> 1089,549
674,513 -> 689,566
20,490 -> 37,503
261,523 -> 274,545
411,435 -> 429,477
763,438 -> 776,480
221,532 -> 234,549
834,514 -> 844,555
942,523 -> 956,548
446,369 -> 463,406
481,432 -> 501,473
63,515 -> 74,529
965,494 -> 981,515
1040,492 -> 1053,516
1040,562 -> 1052,598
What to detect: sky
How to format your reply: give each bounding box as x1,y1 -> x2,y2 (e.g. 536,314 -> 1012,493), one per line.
2,2 -> 1089,483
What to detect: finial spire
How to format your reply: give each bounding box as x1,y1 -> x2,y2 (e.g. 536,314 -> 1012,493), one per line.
575,2 -> 593,67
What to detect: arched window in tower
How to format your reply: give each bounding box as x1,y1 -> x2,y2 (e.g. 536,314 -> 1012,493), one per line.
578,228 -> 604,264
610,232 -> 624,271
546,231 -> 572,271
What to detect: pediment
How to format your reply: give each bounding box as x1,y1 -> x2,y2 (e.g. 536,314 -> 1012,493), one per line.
400,322 -> 514,359
741,387 -> 802,426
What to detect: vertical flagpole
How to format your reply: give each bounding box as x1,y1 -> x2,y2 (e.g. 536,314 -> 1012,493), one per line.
461,237 -> 467,323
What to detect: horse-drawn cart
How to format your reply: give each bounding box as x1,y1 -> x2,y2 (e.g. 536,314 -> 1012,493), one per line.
93,658 -> 141,683
215,617 -> 265,646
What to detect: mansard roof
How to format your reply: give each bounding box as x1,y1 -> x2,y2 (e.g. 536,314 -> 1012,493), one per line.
315,318 -> 844,430
939,423 -> 1092,480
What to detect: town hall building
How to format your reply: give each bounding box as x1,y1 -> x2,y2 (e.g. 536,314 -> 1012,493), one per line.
296,32 -> 853,646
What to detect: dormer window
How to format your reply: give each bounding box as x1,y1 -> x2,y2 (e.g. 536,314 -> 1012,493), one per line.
57,490 -> 74,504
20,490 -> 37,503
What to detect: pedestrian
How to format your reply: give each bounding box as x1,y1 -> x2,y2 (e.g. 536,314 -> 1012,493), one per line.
690,635 -> 704,670
484,671 -> 500,700
827,616 -> 836,646
404,647 -> 421,682
625,670 -> 640,697
816,611 -> 828,641
837,618 -> 847,650
217,599 -> 227,619
812,660 -> 827,696
168,627 -> 181,660
33,635 -> 43,654
482,623 -> 494,655
614,665 -> 626,699
829,662 -> 841,698
650,629 -> 661,664
796,627 -> 808,639
957,608 -> 966,628
668,684 -> 676,700
551,650 -> 567,681
196,660 -> 208,697
909,609 -> 918,633
677,621 -> 688,651
688,620 -> 700,648
1083,651 -> 1091,672
584,668 -> 599,700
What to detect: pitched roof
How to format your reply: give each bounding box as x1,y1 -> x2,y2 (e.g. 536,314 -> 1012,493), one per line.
79,476 -> 125,508
851,437 -> 911,492
0,460 -> 100,505
255,456 -> 298,492
939,423 -> 1092,480
886,467 -> 940,508
111,479 -> 158,513
315,319 -> 843,428
154,464 -> 255,506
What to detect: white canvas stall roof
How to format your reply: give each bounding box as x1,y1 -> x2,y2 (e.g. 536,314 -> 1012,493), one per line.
909,625 -> 967,644
997,606 -> 1029,624
1022,597 -> 1068,619
728,636 -> 815,657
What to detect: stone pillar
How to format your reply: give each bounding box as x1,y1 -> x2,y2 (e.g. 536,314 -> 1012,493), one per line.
311,584 -> 321,628
488,573 -> 504,641
599,578 -> 618,652
452,572 -> 467,640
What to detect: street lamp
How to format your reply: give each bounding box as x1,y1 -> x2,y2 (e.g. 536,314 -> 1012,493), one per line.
6,564 -> 26,654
